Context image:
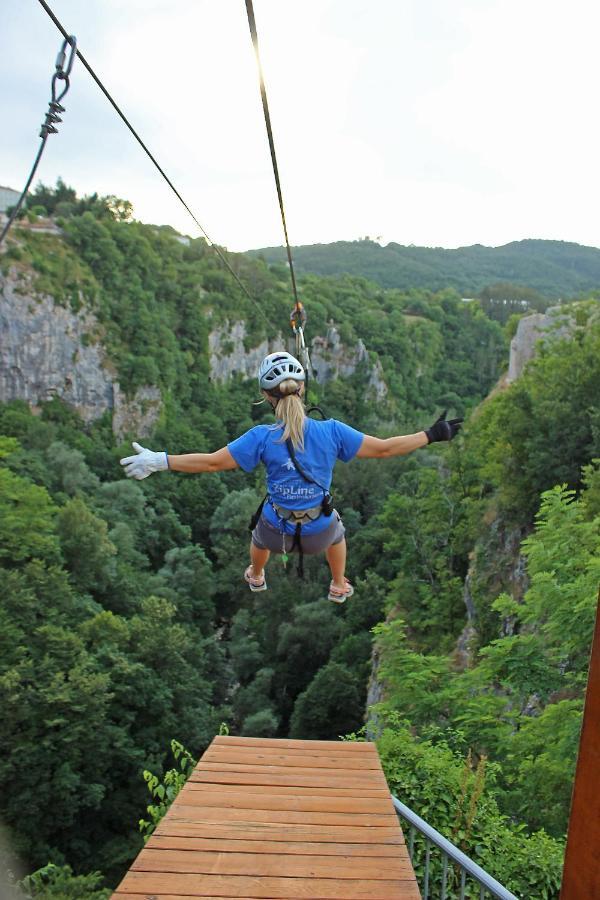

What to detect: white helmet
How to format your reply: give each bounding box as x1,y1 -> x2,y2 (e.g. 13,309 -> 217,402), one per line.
258,351 -> 305,391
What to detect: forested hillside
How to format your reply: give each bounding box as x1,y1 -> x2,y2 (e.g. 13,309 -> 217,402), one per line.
247,237 -> 600,301
1,185 -> 599,898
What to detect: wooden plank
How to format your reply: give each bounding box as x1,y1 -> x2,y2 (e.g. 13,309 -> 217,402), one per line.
213,735 -> 377,753
131,848 -> 414,879
189,771 -> 387,790
184,782 -> 390,799
163,805 -> 398,827
203,749 -> 382,771
194,761 -> 386,780
176,787 -> 394,815
116,871 -> 415,899
146,834 -> 406,856
154,821 -> 404,844
114,893 -> 421,900
115,891 -> 420,900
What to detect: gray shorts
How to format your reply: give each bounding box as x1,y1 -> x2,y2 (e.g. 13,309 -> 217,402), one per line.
252,510 -> 345,555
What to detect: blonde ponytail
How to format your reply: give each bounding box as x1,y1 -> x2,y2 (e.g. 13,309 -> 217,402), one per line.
274,379 -> 306,450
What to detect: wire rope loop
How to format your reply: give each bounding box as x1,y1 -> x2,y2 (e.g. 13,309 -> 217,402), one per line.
51,71 -> 70,105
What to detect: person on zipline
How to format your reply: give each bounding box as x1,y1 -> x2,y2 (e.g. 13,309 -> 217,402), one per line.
120,351 -> 462,603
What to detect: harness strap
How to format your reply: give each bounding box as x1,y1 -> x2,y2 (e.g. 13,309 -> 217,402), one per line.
272,501 -> 322,524
290,522 -> 304,578
285,438 -> 333,517
249,494 -> 267,532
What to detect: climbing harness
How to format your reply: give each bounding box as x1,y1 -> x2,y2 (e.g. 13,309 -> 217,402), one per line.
0,35 -> 77,247
248,437 -> 334,579
271,502 -> 322,525
284,437 -> 334,579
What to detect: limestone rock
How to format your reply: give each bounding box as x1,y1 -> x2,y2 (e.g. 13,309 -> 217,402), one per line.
208,321 -> 285,383
209,320 -> 388,399
112,383 -> 162,442
507,307 -> 575,383
311,324 -> 388,399
0,271 -> 113,421
0,269 -> 161,437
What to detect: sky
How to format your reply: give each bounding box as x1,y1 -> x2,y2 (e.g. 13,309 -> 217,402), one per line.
1,0 -> 600,252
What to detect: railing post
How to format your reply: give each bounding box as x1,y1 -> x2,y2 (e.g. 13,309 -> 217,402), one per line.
392,796 -> 517,900
560,590 -> 600,899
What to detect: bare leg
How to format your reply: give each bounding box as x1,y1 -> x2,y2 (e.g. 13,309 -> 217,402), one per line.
326,538 -> 347,590
250,542 -> 270,578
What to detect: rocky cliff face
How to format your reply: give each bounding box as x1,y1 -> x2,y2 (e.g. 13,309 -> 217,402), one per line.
311,324 -> 388,400
366,308 -> 567,715
0,268 -> 161,439
1,265 -> 387,439
208,321 -> 285,383
507,306 -> 575,383
208,320 -> 388,398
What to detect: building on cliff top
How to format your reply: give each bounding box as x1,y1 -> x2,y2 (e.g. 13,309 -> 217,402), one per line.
0,185 -> 20,214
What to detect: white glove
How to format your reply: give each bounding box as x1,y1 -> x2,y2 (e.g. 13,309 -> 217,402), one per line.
120,442 -> 169,480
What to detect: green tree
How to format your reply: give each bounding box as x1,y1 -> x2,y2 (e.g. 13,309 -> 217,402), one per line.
56,498 -> 116,594
289,662 -> 364,739
0,468 -> 60,565
19,863 -> 110,899
158,545 -> 215,629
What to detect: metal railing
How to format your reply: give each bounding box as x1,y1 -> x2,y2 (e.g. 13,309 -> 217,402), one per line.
392,796 -> 518,900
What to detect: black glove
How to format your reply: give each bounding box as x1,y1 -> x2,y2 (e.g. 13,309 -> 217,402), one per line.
425,410 -> 463,444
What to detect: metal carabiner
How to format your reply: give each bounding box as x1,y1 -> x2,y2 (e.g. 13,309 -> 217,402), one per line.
55,35 -> 77,79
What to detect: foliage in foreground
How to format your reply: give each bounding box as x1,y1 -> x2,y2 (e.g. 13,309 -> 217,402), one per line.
374,476 -> 599,841
15,864 -> 109,900
376,722 -> 564,899
139,740 -> 197,840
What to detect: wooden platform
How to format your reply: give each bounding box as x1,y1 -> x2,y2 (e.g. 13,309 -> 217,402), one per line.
112,735 -> 420,899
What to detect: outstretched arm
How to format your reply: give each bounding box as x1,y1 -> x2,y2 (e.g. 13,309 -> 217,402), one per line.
357,431 -> 428,458
168,447 -> 238,473
120,442 -> 238,479
356,411 -> 463,460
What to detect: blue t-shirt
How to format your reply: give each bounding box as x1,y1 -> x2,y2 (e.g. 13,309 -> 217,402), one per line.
228,418 -> 364,535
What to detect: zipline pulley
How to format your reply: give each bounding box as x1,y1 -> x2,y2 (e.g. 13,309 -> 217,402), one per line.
290,304 -> 314,384
290,301 -> 307,334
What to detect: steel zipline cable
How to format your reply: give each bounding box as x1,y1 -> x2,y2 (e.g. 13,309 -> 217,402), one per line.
244,0 -> 314,381
32,0 -> 271,327
244,0 -> 300,312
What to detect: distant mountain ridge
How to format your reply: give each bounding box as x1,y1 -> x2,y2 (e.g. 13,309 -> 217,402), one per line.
246,238 -> 600,298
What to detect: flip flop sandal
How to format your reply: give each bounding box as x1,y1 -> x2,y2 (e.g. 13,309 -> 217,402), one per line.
328,578 -> 354,604
244,565 -> 267,592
